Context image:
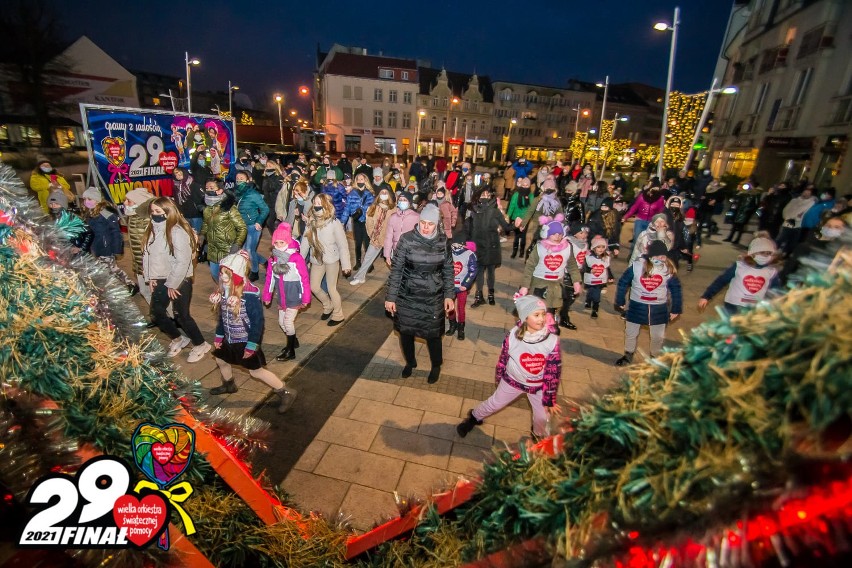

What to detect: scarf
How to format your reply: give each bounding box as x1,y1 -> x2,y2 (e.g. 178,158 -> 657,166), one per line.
370,205 -> 388,244
522,326 -> 549,343
536,192 -> 560,216
272,248 -> 292,275
306,215 -> 333,264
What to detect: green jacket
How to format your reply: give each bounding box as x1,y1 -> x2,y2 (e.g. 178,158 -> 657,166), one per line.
506,191 -> 532,222
312,165 -> 343,186
126,198 -> 152,276
201,194 -> 247,262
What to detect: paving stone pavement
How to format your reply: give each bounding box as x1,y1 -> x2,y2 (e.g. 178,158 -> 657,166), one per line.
124,219 -> 749,533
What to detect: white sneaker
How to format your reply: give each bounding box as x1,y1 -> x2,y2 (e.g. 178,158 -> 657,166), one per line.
499,237 -> 507,242
167,335 -> 191,357
186,342 -> 212,363
350,277 -> 365,286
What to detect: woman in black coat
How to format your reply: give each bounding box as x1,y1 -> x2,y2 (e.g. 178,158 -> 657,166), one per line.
385,203 -> 455,384
467,187 -> 512,307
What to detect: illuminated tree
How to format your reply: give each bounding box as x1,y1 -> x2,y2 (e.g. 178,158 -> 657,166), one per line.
240,111 -> 255,126
663,91 -> 707,171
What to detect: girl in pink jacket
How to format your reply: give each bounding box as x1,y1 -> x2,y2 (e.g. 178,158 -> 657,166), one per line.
623,185 -> 666,255
262,223 -> 311,362
383,191 -> 420,264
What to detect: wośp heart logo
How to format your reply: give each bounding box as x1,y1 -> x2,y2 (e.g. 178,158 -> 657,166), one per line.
742,275 -> 766,294
17,423 -> 197,551
543,254 -> 563,271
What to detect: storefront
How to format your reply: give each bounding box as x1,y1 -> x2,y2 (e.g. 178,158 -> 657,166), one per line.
513,146 -> 570,163
711,138 -> 759,178
756,136 -> 814,185
813,135 -> 847,188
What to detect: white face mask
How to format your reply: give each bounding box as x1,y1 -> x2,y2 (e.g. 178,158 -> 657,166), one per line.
398,201 -> 410,211
651,258 -> 665,268
378,193 -> 389,201
753,253 -> 773,265
684,218 -> 694,226
821,226 -> 843,239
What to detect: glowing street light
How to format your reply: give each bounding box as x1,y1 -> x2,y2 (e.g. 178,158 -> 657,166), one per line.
594,75 -> 610,172
443,96 -> 460,157
502,118 -> 518,161
684,78 -> 738,170
274,94 -> 284,146
599,114 -> 630,179
184,52 -> 201,114
654,6 -> 680,179
228,81 -> 239,118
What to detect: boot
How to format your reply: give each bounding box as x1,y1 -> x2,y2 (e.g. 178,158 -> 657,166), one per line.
511,246 -> 518,259
591,302 -> 599,319
293,334 -> 300,349
456,410 -> 483,438
210,380 -> 238,395
249,271 -> 259,282
428,366 -> 441,384
471,293 -> 486,308
457,322 -> 466,340
446,320 -> 458,337
402,361 -> 417,378
487,290 -> 495,305
558,309 -> 577,330
584,299 -> 591,309
276,334 -> 296,361
273,386 -> 298,413
614,352 -> 634,367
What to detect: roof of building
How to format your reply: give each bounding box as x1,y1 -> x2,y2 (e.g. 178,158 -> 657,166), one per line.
418,67 -> 494,102
567,80 -> 652,107
323,52 -> 418,80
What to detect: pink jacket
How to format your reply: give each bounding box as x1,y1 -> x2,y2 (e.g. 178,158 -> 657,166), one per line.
623,193 -> 665,222
383,209 -> 420,259
261,241 -> 311,307
439,200 -> 457,237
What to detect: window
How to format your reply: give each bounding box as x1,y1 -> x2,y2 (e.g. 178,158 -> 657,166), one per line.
354,108 -> 363,127
379,69 -> 394,79
374,88 -> 383,102
790,67 -> 813,105
471,120 -> 477,132
403,91 -> 412,104
431,116 -> 437,129
402,71 -> 409,80
752,83 -> 769,114
432,96 -> 438,107
522,111 -> 537,120
402,112 -> 411,128
480,121 -> 486,132
442,96 -> 448,107
388,111 -> 397,128
374,137 -> 397,154
343,108 -> 353,126
492,126 -> 502,135
344,135 -> 361,152
354,86 -> 363,100
343,85 -> 352,99
374,110 -> 383,127
389,90 -> 398,103
461,119 -> 467,132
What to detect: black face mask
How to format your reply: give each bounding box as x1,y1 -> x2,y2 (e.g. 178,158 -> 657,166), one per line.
313,206 -> 324,213
480,196 -> 490,203
356,182 -> 365,189
151,214 -> 167,223
205,190 -> 219,196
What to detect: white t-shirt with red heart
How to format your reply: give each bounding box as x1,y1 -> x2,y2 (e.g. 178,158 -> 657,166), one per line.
532,242 -> 572,281
629,260 -> 672,305
505,328 -> 559,387
453,248 -> 475,288
583,253 -> 611,285
567,236 -> 588,269
724,261 -> 777,306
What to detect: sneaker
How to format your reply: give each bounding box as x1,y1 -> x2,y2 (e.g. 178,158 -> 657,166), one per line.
167,335 -> 191,357
350,277 -> 365,286
499,237 -> 507,243
186,342 -> 212,363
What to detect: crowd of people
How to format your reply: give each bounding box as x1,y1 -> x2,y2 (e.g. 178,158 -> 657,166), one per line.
31,151 -> 851,434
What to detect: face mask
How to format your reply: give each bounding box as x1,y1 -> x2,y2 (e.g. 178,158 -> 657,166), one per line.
260,158 -> 268,165
820,193 -> 831,201
84,198 -> 97,209
356,182 -> 365,189
239,158 -> 248,163
205,193 -> 225,206
462,168 -> 469,174
821,226 -> 843,239
40,165 -> 52,173
379,193 -> 389,201
480,196 -> 490,203
398,201 -> 410,211
264,169 -> 275,176
393,174 -> 400,180
313,206 -> 324,213
684,218 -> 694,226
651,258 -> 664,268
151,214 -> 166,224
753,253 -> 773,265
49,207 -> 64,218
194,134 -> 202,141
197,159 -> 207,166
236,181 -> 248,191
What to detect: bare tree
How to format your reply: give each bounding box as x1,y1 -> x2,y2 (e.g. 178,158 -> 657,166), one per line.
0,0 -> 73,147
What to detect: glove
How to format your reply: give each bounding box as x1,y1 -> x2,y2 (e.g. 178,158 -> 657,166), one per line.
213,337 -> 223,349
354,208 -> 363,218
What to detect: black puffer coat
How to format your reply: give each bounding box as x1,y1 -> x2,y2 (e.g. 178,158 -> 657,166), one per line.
467,198 -> 512,266
386,227 -> 455,339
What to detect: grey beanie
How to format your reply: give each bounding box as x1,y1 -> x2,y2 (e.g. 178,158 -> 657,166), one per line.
373,167 -> 383,179
47,189 -> 69,209
515,294 -> 546,322
82,187 -> 102,202
419,203 -> 440,224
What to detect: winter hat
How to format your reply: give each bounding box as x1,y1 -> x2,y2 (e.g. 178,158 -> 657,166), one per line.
272,222 -> 293,245
571,223 -> 590,236
419,203 -> 440,224
748,235 -> 777,256
409,175 -> 417,182
667,196 -> 682,208
398,191 -> 413,204
343,173 -> 352,181
219,251 -> 249,284
600,197 -> 614,209
47,189 -> 68,209
591,235 -> 608,250
515,294 -> 546,322
82,187 -> 102,202
651,213 -> 668,226
36,155 -> 50,167
566,180 -> 579,193
326,169 -> 336,179
685,208 -> 696,219
125,187 -> 153,205
373,167 -> 383,179
540,214 -> 565,238
540,177 -> 556,191
645,240 -> 669,258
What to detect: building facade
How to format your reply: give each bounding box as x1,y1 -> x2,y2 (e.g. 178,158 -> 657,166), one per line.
416,68 -> 494,161
316,46 -> 419,156
709,0 -> 852,189
491,81 -> 595,163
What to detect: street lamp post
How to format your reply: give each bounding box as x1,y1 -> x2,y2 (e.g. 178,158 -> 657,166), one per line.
572,106 -> 590,162
274,94 -> 284,146
228,81 -> 239,118
594,75 -> 609,172
414,110 -> 426,156
443,96 -> 459,158
654,6 -> 680,180
684,79 -> 737,170
502,118 -> 518,161
599,114 -> 629,180
184,52 -> 200,114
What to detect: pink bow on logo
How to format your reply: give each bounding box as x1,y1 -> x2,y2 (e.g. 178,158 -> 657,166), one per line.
107,163 -> 130,184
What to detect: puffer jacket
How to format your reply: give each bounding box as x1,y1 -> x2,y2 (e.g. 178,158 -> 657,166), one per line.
467,198 -> 512,266
261,173 -> 285,229
321,181 -> 349,223
87,205 -> 124,257
234,182 -> 269,227
386,226 -> 455,339
126,198 -> 153,276
201,194 -> 248,262
347,187 -> 375,223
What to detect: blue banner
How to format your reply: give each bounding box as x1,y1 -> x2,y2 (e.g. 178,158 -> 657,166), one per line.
81,105 -> 236,204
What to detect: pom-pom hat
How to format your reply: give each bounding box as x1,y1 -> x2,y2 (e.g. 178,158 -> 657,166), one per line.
515,295 -> 546,322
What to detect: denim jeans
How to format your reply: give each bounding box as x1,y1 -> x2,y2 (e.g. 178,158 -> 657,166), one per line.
187,216 -> 203,235
628,219 -> 650,258
243,224 -> 267,273
209,261 -> 220,282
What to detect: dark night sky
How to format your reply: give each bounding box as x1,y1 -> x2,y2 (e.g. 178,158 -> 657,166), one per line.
57,0 -> 733,115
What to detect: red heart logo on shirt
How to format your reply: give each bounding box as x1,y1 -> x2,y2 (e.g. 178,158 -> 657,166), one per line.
453,261 -> 463,276
543,254 -> 562,271
576,250 -> 587,266
742,275 -> 766,294
519,353 -> 546,375
640,274 -> 663,291
591,264 -> 605,277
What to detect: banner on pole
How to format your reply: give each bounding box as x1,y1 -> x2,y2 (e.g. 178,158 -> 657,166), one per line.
80,104 -> 236,205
